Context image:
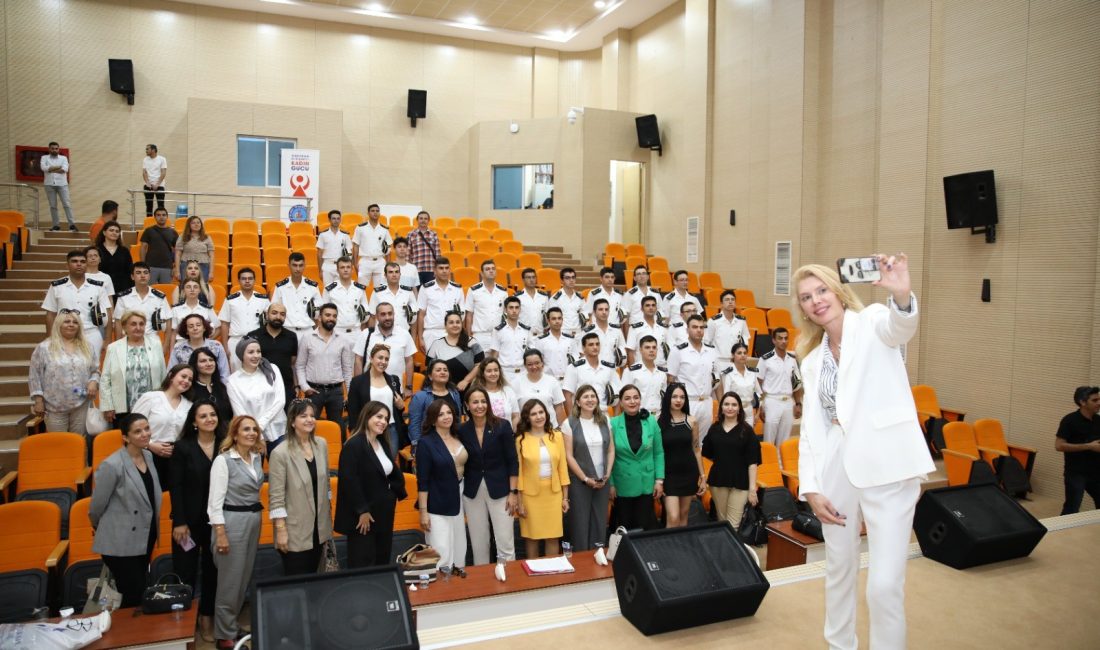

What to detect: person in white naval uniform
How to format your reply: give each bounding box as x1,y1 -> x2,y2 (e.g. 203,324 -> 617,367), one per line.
620,265 -> 663,335
315,210 -> 353,286
321,256 -> 369,335
464,260 -> 506,351
583,267 -> 624,321
757,327 -> 803,450
42,249 -> 113,358
705,289 -> 751,374
416,257 -> 465,350
573,298 -> 625,367
666,314 -> 719,441
547,267 -> 584,337
532,307 -> 574,380
490,296 -> 532,375
368,262 -> 418,332
625,295 -> 668,366
217,266 -> 269,372
620,335 -> 667,417
562,333 -> 622,414
662,270 -> 703,325
270,252 -> 322,337
351,204 -> 392,288
515,267 -> 550,336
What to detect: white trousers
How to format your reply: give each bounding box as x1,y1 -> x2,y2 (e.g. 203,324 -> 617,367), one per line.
463,481 -> 515,564
421,328 -> 444,350
689,397 -> 714,443
357,257 -> 386,288
763,395 -> 795,449
428,491 -> 467,569
819,424 -> 921,650
471,332 -> 494,352
321,261 -> 339,286
84,328 -> 104,361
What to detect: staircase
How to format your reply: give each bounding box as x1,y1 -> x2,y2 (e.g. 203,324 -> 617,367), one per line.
523,245 -> 601,288
0,230 -> 90,472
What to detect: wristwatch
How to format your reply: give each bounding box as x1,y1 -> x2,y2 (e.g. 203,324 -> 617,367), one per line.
510,489 -> 519,495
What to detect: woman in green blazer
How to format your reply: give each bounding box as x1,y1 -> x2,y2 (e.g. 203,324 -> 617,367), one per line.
609,384 -> 665,530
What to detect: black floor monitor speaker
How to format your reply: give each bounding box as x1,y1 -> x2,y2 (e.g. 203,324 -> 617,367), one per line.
613,522 -> 769,635
914,484 -> 1046,570
943,170 -> 998,229
253,565 -> 418,649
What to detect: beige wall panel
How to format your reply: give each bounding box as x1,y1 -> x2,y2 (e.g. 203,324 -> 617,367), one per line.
532,48 -> 559,119
193,6 -> 259,102
313,28 -> 371,109
799,0 -> 821,284
255,16 -> 319,110
0,4 -> 9,184
557,49 -> 602,116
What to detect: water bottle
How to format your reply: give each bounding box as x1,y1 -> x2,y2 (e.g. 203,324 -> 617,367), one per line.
562,541 -> 573,558
418,573 -> 430,590
171,602 -> 185,621
98,593 -> 110,613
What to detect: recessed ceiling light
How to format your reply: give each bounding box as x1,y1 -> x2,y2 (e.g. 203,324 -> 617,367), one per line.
594,1 -> 607,8
460,15 -> 480,25
368,2 -> 385,11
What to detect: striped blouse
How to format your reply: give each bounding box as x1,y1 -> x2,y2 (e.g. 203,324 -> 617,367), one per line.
820,333 -> 839,423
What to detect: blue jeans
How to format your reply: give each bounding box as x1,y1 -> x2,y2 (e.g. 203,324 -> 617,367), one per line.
44,184 -> 75,227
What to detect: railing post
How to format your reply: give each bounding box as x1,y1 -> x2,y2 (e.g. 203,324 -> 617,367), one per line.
130,191 -> 137,230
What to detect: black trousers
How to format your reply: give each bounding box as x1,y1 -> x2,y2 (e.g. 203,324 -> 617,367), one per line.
103,554 -> 150,609
279,545 -> 322,576
308,384 -> 345,437
1061,473 -> 1100,515
171,522 -> 217,616
418,271 -> 436,286
346,504 -> 397,568
614,494 -> 658,531
152,454 -> 172,495
143,185 -> 165,216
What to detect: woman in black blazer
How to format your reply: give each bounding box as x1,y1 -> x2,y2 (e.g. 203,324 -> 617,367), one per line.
346,343 -> 405,452
335,401 -> 407,568
416,398 -> 468,571
170,399 -> 225,643
458,387 -> 519,565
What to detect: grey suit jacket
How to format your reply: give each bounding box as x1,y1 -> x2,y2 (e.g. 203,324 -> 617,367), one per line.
89,447 -> 162,556
268,438 -> 333,552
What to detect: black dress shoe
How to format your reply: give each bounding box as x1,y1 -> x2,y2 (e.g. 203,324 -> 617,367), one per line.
50,226 -> 61,231
69,225 -> 78,232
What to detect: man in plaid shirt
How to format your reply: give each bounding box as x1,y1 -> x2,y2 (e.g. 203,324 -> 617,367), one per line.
408,210 -> 442,285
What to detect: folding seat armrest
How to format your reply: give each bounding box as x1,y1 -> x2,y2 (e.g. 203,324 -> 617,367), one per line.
756,479 -> 772,489
780,469 -> 798,480
0,470 -> 15,499
1008,442 -> 1038,454
941,448 -> 978,461
977,446 -> 1007,464
46,540 -> 69,569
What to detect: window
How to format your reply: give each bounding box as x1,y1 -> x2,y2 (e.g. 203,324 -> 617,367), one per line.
492,163 -> 554,210
237,135 -> 296,187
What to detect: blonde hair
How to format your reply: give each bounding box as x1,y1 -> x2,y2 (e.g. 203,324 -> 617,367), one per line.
48,310 -> 92,362
791,264 -> 865,359
118,309 -> 148,328
222,415 -> 265,455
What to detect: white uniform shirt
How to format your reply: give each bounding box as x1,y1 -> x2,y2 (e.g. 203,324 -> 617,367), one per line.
574,323 -> 625,366
464,283 -> 506,334
40,154 -> 70,186
369,284 -> 418,331
142,155 -> 168,187
757,350 -> 801,397
113,287 -> 170,334
516,289 -> 551,334
625,319 -> 669,365
621,286 -> 662,324
353,327 -> 416,389
85,271 -> 115,298
719,365 -> 761,410
666,341 -> 719,399
130,391 -> 192,444
665,321 -> 690,349
583,286 -> 624,320
352,221 -> 392,259
316,228 -> 352,263
217,291 -> 270,337
704,313 -> 751,359
548,289 -> 584,332
563,359 -> 623,408
322,281 -> 369,330
169,301 -> 220,333
42,277 -> 111,330
271,277 -> 322,330
491,321 -> 532,369
397,262 -> 421,290
512,374 -> 566,427
663,290 -> 703,324
621,363 -> 668,414
416,280 -> 465,331
532,331 -> 575,379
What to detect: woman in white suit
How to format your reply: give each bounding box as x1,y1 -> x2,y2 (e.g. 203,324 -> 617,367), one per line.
793,253 -> 934,650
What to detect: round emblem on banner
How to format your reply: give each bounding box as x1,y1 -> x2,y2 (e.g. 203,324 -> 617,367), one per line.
287,204 -> 310,223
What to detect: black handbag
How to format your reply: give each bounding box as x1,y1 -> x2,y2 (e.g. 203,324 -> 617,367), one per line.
738,505 -> 769,546
141,573 -> 193,615
792,511 -> 824,541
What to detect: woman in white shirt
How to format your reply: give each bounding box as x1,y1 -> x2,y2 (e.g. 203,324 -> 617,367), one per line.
562,384 -> 615,551
170,279 -> 219,336
472,357 -> 520,429
130,363 -> 193,488
717,342 -> 762,426
227,337 -> 287,455
512,349 -> 567,427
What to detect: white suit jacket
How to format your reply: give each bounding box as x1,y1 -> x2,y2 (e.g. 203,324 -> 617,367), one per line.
99,334 -> 168,413
797,296 -> 935,496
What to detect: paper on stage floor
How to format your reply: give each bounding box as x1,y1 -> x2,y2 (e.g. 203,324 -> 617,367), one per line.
521,556 -> 576,575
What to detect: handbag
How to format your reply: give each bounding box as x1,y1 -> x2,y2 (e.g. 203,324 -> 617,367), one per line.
82,564 -> 122,615
607,526 -> 629,562
738,505 -> 769,546
141,574 -> 193,615
85,404 -> 108,436
792,511 -> 824,541
318,538 -> 341,573
396,543 -> 440,583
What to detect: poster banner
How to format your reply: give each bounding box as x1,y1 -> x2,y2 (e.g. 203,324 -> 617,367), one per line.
280,149 -> 320,223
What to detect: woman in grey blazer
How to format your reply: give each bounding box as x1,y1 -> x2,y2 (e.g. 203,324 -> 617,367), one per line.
89,413 -> 162,608
269,399 -> 333,575
562,384 -> 616,551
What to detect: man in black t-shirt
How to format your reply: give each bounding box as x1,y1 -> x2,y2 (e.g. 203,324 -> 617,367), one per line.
247,303 -> 299,408
1056,385 -> 1100,515
139,207 -> 178,284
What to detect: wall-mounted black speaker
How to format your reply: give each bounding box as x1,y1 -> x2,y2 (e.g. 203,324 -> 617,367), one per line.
944,170 -> 998,229
914,484 -> 1046,570
253,565 -> 418,649
635,114 -> 662,155
407,89 -> 427,127
108,59 -> 135,105
613,522 -> 768,635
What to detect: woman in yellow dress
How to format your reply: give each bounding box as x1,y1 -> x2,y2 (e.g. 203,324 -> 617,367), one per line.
515,399 -> 571,558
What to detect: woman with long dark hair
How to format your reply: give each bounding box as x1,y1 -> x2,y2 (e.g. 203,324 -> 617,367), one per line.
407,358 -> 463,448
459,387 -> 518,564
426,311 -> 483,391
346,343 -> 404,453
657,382 -> 705,527
186,347 -> 233,425
608,384 -> 664,531
174,216 -> 215,282
335,401 -> 407,568
702,392 -> 760,525
416,399 -> 467,571
96,220 -> 133,296
130,363 -> 194,488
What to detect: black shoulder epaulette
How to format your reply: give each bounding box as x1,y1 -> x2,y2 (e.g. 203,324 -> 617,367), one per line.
761,350 -> 775,360
325,282 -> 338,292
276,278 -> 290,287
375,284 -> 388,292
600,360 -> 616,369
495,322 -> 506,330
711,313 -> 722,321
150,288 -> 166,299
788,352 -> 797,359
704,343 -> 716,349
627,286 -> 638,294
720,366 -> 734,376
538,332 -> 550,339
590,287 -> 603,295
449,281 -> 462,289
572,359 -> 586,367
736,314 -> 746,320
583,324 -> 595,332
676,342 -> 689,350
657,365 -> 668,373
538,289 -> 550,298
304,278 -> 318,287
610,322 -> 622,329
672,321 -> 685,328
116,287 -> 133,297
748,366 -> 759,372
628,363 -> 642,371
87,278 -> 104,287
51,277 -> 70,287
631,321 -> 644,328
356,221 -> 369,228
173,298 -> 186,307
552,290 -> 563,299
562,332 -> 575,338
226,291 -> 241,300
400,284 -> 413,292
423,280 -> 437,288
354,282 -> 367,290
256,292 -> 270,299
519,323 -> 531,330
613,288 -> 623,295
381,223 -> 390,229
470,282 -> 484,291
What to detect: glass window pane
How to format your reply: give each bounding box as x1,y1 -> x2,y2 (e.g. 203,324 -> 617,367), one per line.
237,136 -> 266,187
492,166 -> 523,210
267,139 -> 296,187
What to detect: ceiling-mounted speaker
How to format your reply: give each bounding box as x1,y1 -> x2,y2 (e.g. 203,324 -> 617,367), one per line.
408,89 -> 427,127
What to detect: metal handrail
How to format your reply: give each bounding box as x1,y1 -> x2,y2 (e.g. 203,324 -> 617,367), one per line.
0,182 -> 42,229
124,189 -> 314,230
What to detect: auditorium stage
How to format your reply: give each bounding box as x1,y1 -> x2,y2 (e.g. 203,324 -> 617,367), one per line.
417,512 -> 1100,649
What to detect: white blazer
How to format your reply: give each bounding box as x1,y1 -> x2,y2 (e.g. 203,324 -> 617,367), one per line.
99,335 -> 168,414
797,296 -> 934,495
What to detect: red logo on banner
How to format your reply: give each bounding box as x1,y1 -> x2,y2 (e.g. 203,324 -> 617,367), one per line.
290,174 -> 310,197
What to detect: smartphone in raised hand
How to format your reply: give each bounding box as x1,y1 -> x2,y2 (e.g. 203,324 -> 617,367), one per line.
836,257 -> 881,284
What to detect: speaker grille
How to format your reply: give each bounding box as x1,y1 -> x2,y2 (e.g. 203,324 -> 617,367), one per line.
931,484 -> 1031,541
631,527 -> 759,599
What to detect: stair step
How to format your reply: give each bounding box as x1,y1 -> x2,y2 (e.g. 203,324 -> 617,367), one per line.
0,343 -> 40,361
0,378 -> 32,398
0,331 -> 45,344
1,301 -> 49,312
9,260 -> 68,270
0,395 -> 35,418
0,437 -> 21,470
0,360 -> 35,376
18,253 -> 70,263
5,269 -> 70,280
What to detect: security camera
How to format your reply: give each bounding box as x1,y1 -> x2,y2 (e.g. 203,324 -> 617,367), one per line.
567,109 -> 577,125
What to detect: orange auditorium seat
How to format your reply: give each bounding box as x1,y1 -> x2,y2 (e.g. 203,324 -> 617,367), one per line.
518,252 -> 542,269
479,219 -> 501,230
500,240 -> 524,256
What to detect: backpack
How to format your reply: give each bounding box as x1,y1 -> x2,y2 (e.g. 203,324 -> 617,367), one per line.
967,459 -> 997,485
924,416 -> 948,454
993,455 -> 1031,498
760,486 -> 799,522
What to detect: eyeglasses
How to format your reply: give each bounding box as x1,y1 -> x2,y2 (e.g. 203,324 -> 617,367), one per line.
58,308 -> 81,315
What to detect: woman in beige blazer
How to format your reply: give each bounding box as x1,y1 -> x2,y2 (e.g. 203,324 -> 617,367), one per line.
268,399 -> 333,575
99,310 -> 167,423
